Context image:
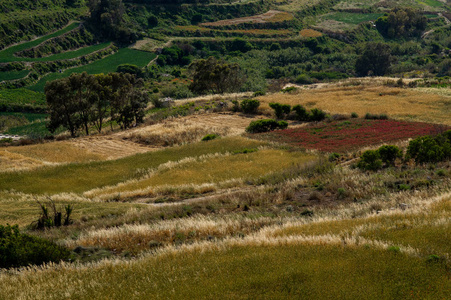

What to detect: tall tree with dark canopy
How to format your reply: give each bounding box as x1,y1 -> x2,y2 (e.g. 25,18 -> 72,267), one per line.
45,77 -> 82,137
189,57 -> 243,94
355,43 -> 391,76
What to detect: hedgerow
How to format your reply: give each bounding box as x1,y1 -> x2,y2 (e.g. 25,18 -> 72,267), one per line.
246,119 -> 288,133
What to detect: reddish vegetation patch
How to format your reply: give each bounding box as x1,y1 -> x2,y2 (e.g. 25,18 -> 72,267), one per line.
257,119 -> 445,153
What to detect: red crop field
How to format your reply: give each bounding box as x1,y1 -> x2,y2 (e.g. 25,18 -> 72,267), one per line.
256,119 -> 446,153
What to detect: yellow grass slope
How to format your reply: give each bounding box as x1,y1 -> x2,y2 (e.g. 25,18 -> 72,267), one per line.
258,85 -> 451,125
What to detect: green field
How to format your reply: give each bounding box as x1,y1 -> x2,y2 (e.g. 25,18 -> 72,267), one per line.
416,0 -> 444,8
0,22 -> 80,63
323,12 -> 384,25
0,70 -> 29,81
0,89 -> 45,106
0,112 -> 46,122
28,48 -> 157,91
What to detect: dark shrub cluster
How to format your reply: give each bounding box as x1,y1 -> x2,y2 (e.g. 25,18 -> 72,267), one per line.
246,119 -> 288,133
240,99 -> 260,114
269,102 -> 291,119
364,113 -> 388,120
0,224 -> 70,269
407,131 -> 451,163
358,145 -> 402,171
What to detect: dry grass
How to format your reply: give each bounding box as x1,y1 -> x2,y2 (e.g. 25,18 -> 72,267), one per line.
299,29 -> 323,37
122,113 -> 265,147
125,117 -> 231,147
6,142 -> 105,163
200,10 -> 293,27
0,191 -> 450,299
67,136 -> 155,159
85,149 -> 317,200
0,150 -> 44,172
257,85 -> 451,125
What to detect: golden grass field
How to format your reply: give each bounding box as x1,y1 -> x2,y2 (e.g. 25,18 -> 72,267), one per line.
258,84 -> 451,125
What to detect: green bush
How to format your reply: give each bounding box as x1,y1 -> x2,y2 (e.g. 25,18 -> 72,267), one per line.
357,150 -> 383,171
202,134 -> 219,141
269,102 -> 291,119
293,104 -> 310,121
364,113 -> 388,120
378,145 -> 402,166
406,132 -> 451,163
309,108 -> 327,122
281,86 -> 297,93
0,224 -> 70,269
253,90 -> 265,97
246,119 -> 288,133
351,112 -> 358,118
295,74 -> 313,84
240,99 -> 260,114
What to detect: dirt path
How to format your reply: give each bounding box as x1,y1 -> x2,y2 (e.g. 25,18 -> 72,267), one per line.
422,13 -> 450,38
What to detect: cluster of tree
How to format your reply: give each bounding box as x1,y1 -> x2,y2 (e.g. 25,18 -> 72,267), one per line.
355,42 -> 391,76
156,46 -> 192,66
189,57 -> 243,94
376,8 -> 427,38
87,0 -> 138,44
45,72 -> 148,137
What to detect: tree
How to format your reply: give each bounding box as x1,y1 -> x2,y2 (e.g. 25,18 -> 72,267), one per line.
45,77 -> 81,137
189,57 -> 243,94
67,72 -> 97,135
45,72 -> 148,136
91,73 -> 113,133
376,8 -> 427,38
355,43 -> 391,76
88,0 -> 137,44
109,73 -> 148,129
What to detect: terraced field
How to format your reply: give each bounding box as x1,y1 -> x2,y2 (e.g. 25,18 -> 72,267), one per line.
28,48 -> 156,91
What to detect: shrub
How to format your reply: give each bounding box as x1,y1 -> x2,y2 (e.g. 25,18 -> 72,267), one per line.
351,112 -> 358,118
293,104 -> 310,121
295,74 -> 313,84
328,152 -> 341,162
378,145 -> 402,166
0,224 -> 70,269
253,90 -> 265,97
269,102 -> 291,119
231,100 -> 240,112
364,113 -> 389,120
357,150 -> 383,171
246,119 -> 288,133
281,86 -> 297,93
202,134 -> 219,141
407,132 -> 451,163
240,99 -> 260,114
309,108 -> 327,122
